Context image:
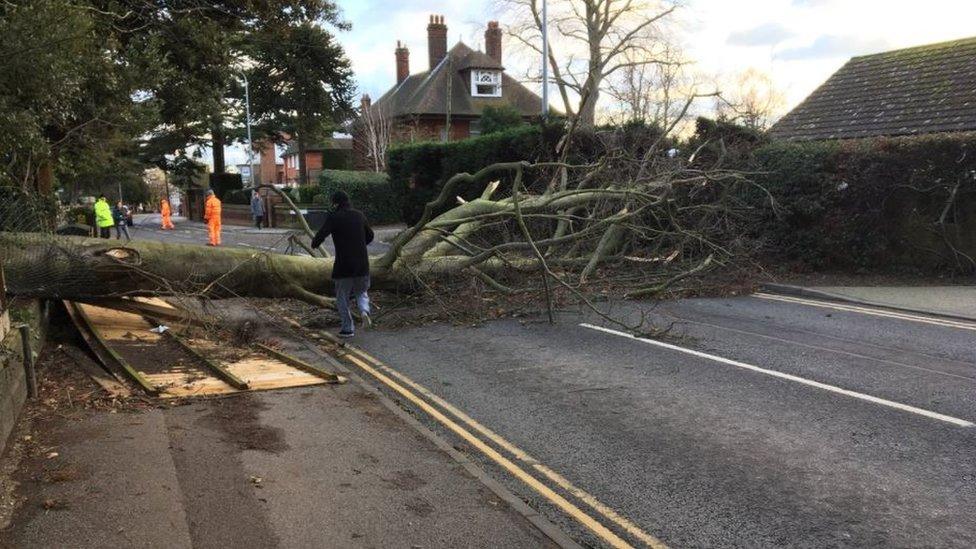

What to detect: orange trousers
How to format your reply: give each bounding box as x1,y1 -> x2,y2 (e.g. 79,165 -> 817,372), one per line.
207,220 -> 221,246
161,214 -> 174,229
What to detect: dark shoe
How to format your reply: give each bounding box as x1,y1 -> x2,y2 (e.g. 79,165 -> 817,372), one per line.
338,330 -> 355,338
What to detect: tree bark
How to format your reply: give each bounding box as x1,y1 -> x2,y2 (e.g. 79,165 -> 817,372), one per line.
0,233 -> 340,300
297,134 -> 309,186
212,124 -> 226,174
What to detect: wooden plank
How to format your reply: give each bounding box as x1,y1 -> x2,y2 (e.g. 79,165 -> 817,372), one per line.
254,343 -> 345,383
78,297 -> 205,328
65,302 -> 159,395
60,345 -> 131,397
163,330 -> 249,390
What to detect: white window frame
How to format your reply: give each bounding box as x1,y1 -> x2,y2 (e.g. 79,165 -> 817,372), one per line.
471,70 -> 502,97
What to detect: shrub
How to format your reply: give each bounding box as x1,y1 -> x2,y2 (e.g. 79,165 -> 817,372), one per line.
317,169 -> 400,224
208,173 -> 242,199
753,133 -> 976,272
387,124 -> 565,224
293,185 -> 320,204
223,189 -> 250,205
480,105 -> 525,135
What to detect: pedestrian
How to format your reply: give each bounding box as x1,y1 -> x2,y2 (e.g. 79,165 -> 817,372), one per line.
160,197 -> 175,230
93,195 -> 114,239
250,191 -> 265,229
311,191 -> 374,338
112,200 -> 131,242
204,189 -> 222,246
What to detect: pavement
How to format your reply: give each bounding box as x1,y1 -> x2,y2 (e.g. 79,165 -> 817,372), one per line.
124,213 -> 401,256
0,344 -> 563,548
344,294 -> 976,548
762,283 -> 976,321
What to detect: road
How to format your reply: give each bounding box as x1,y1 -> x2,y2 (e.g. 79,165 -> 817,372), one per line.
346,293 -> 976,548
125,213 -> 398,256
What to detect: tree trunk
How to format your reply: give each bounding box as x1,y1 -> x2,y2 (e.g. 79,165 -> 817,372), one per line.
0,233 -> 378,308
36,158 -> 54,195
212,124 -> 226,174
297,135 -> 308,187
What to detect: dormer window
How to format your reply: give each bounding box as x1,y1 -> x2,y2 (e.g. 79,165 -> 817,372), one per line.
471,70 -> 502,97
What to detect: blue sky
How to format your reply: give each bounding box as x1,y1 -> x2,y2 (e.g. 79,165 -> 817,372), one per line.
214,0 -> 976,167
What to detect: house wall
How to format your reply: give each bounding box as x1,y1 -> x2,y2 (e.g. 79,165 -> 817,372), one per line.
352,116 -> 474,170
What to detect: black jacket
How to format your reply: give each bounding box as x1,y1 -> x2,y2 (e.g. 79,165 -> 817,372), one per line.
311,207 -> 374,279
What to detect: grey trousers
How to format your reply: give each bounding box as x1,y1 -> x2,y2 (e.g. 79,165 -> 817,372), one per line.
334,275 -> 370,333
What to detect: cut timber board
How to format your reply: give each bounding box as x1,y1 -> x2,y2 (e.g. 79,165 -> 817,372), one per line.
71,302 -> 329,398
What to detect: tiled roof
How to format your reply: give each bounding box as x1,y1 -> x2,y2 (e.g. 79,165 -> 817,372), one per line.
371,42 -> 544,118
282,137 -> 352,156
768,36 -> 976,141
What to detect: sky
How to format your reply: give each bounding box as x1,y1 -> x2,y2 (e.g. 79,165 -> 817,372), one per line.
215,0 -> 976,167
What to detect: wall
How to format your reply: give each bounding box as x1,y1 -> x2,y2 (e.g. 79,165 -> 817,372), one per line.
0,298 -> 48,457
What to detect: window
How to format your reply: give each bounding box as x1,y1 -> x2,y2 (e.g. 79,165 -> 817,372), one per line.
469,119 -> 482,137
471,70 -> 502,97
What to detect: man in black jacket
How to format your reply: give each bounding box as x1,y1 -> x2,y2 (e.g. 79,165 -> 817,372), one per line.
311,191 -> 375,337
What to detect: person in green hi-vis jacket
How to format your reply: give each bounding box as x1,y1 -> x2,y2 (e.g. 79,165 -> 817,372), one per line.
93,195 -> 115,239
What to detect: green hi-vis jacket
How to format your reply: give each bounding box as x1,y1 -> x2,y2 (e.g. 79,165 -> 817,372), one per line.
94,199 -> 115,228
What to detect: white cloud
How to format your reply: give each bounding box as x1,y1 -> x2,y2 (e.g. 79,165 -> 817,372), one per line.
727,22 -> 794,47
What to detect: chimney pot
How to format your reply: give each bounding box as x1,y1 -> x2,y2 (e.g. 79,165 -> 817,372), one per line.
395,41 -> 410,84
427,14 -> 448,70
485,20 -> 502,63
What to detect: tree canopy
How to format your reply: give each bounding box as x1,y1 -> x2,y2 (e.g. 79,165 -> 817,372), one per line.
0,0 -> 353,199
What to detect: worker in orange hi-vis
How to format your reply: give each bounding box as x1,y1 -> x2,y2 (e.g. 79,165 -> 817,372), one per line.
203,189 -> 222,246
160,198 -> 175,230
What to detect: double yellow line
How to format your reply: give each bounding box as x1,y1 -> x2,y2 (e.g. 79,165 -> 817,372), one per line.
330,340 -> 666,549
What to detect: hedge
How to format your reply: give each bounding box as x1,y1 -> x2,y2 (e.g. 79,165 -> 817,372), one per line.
274,170 -> 400,225
208,172 -> 242,199
752,133 -> 976,272
387,124 -> 564,224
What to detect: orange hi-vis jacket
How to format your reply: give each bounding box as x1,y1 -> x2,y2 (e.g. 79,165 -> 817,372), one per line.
160,199 -> 175,229
204,195 -> 221,223
204,194 -> 222,245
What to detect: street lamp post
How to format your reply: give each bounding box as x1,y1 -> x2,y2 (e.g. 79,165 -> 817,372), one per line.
241,72 -> 256,188
542,0 -> 549,120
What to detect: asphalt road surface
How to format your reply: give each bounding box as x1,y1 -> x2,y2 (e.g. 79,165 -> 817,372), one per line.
348,293 -> 976,548
126,213 -> 398,256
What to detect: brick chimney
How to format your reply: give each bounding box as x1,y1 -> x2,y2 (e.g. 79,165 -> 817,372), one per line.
485,21 -> 502,63
395,41 -> 410,84
427,14 -> 447,70
361,94 -> 371,111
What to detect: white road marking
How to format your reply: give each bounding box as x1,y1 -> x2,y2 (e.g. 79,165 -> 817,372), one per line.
664,315 -> 976,383
754,293 -> 976,332
579,323 -> 975,428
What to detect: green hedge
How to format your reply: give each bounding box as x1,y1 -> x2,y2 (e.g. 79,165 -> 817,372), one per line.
387,124 -> 566,224
753,133 -> 976,271
208,172 -> 242,199
288,169 -> 401,224
224,188 -> 250,205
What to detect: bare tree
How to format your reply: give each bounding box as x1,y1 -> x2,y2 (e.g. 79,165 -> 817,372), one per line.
603,42 -> 694,128
499,0 -> 680,125
715,68 -> 786,130
359,103 -> 393,173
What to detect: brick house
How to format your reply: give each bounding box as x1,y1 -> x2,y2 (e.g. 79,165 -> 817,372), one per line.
769,36 -> 976,141
280,137 -> 352,186
354,15 -> 544,168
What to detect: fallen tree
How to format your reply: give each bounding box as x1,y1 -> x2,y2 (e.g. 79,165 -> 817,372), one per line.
1,124 -> 760,332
